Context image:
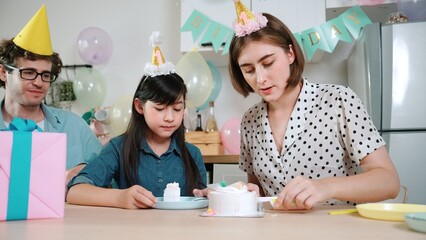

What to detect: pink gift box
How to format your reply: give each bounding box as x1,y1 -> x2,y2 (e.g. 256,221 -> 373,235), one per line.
0,131 -> 66,221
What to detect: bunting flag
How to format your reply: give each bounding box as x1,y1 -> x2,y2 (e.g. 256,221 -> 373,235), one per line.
181,10 -> 233,55
181,5 -> 372,60
298,6 -> 372,60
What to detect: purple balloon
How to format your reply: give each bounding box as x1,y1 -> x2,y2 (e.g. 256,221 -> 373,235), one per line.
397,0 -> 426,21
77,27 -> 113,65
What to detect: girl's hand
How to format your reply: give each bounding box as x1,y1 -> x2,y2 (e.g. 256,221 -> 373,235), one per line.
117,185 -> 157,209
193,188 -> 210,197
274,176 -> 330,210
65,164 -> 86,186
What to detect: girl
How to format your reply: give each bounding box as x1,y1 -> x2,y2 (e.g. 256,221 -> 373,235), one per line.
67,73 -> 207,209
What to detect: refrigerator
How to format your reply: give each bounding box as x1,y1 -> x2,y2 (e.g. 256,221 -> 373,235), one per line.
347,21 -> 426,204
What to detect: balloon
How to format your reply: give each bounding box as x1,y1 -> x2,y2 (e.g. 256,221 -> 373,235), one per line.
110,95 -> 133,136
73,68 -> 107,109
397,0 -> 426,21
197,61 -> 222,110
220,117 -> 241,155
77,27 -> 113,65
175,51 -> 213,109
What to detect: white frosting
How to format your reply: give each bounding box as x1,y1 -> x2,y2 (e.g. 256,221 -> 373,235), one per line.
207,189 -> 257,216
163,182 -> 180,202
215,184 -> 248,193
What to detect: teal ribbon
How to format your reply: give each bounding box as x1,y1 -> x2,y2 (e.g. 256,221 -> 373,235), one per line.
5,118 -> 41,220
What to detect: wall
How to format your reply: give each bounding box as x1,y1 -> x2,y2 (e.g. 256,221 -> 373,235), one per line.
0,0 -> 184,115
0,0 -> 347,134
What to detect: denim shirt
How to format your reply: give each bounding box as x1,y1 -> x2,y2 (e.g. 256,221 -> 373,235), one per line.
67,135 -> 207,197
0,101 -> 102,169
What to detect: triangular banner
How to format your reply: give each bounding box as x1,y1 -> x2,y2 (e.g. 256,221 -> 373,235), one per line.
180,5 -> 372,59
181,10 -> 211,42
200,21 -> 233,53
301,26 -> 332,61
340,5 -> 372,39
321,17 -> 353,52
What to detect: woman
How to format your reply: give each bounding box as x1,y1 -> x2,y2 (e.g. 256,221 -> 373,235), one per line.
227,12 -> 400,210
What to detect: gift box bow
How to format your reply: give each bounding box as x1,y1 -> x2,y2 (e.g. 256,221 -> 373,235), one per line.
3,117 -> 43,132
0,118 -> 66,221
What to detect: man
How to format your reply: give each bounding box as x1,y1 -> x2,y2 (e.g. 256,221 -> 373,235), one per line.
0,5 -> 102,185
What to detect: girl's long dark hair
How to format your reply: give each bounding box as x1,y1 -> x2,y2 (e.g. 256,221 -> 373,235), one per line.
121,73 -> 204,195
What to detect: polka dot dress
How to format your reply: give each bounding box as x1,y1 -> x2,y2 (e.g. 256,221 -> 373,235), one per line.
239,79 -> 385,205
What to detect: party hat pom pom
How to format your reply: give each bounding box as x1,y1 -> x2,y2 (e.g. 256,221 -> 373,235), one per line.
149,31 -> 162,48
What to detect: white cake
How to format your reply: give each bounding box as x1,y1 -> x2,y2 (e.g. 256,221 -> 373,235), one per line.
207,184 -> 257,216
163,182 -> 180,202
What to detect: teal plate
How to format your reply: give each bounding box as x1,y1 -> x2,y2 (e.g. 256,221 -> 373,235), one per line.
154,197 -> 209,210
405,212 -> 426,233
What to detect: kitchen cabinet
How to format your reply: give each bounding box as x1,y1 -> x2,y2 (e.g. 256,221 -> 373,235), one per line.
180,0 -> 326,65
325,0 -> 397,8
252,0 -> 326,33
203,155 -> 239,164
213,163 -> 247,185
326,0 -> 398,24
203,155 -> 242,184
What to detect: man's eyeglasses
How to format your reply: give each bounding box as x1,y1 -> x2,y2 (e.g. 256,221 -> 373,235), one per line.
3,64 -> 57,83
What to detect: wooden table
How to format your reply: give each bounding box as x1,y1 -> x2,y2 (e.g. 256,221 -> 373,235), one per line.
1,204 -> 424,240
203,155 -> 239,164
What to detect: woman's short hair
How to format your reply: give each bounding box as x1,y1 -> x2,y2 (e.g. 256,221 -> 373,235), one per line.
228,13 -> 305,97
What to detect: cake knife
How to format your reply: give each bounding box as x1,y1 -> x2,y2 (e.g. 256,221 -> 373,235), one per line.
257,196 -> 278,203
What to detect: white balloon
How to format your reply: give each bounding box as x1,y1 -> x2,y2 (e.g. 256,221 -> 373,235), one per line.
110,95 -> 133,136
176,51 -> 213,109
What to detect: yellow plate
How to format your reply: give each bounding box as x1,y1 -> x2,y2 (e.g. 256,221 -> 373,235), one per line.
356,203 -> 426,221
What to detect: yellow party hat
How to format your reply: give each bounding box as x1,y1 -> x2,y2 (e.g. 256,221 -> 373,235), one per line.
232,0 -> 268,37
234,0 -> 256,25
144,31 -> 175,77
13,5 -> 53,56
151,46 -> 165,67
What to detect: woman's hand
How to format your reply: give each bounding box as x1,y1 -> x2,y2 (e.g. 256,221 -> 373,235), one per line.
117,185 -> 157,209
274,176 -> 331,210
247,183 -> 261,196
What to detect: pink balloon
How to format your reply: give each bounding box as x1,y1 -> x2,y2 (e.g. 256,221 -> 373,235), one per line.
220,117 -> 241,155
77,27 -> 113,65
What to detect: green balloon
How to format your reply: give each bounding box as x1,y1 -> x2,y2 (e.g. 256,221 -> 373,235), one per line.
197,61 -> 222,110
73,68 -> 107,109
